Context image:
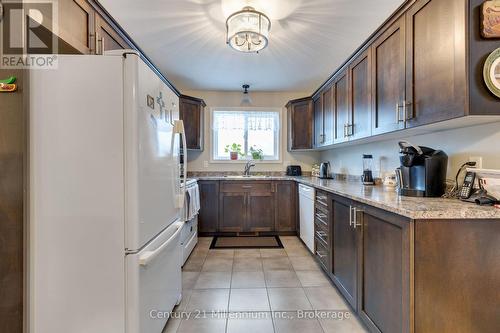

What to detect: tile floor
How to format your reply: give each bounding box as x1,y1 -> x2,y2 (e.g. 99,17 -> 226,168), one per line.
163,236 -> 368,333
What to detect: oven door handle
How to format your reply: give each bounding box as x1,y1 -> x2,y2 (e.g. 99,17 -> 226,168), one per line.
139,222 -> 183,266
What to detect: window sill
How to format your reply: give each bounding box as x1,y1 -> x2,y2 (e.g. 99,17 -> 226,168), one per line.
210,159 -> 282,164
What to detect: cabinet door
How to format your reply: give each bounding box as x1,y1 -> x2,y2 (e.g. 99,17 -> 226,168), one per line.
274,181 -> 297,232
95,15 -> 129,54
58,0 -> 95,54
332,198 -> 358,310
358,207 -> 411,333
349,50 -> 372,140
322,85 -> 335,145
334,71 -> 350,144
288,99 -> 313,150
405,0 -> 466,127
179,97 -> 204,150
371,17 -> 406,135
219,193 -> 246,232
247,192 -> 275,232
313,95 -> 323,147
198,181 -> 219,233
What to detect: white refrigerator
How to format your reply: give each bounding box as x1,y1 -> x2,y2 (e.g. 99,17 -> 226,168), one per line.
28,52 -> 186,333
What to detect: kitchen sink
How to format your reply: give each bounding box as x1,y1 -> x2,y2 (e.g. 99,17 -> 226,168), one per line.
223,175 -> 271,178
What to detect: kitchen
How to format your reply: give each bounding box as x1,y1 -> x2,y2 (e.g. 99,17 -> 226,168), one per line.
0,0 -> 500,333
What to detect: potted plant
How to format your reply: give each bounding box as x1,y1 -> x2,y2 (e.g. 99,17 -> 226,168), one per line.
249,146 -> 264,160
224,143 -> 244,160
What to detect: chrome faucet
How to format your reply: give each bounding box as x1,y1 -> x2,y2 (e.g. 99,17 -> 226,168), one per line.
244,160 -> 256,176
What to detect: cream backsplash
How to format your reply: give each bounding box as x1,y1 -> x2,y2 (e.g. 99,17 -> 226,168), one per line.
184,90 -> 320,172
320,121 -> 500,181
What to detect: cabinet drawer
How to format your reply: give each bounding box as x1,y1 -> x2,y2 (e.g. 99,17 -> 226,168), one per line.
316,191 -> 329,207
220,181 -> 272,193
315,236 -> 329,270
315,208 -> 329,226
314,223 -> 329,245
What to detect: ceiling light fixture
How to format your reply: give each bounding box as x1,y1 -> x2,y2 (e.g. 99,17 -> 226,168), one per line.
241,84 -> 252,106
226,6 -> 271,53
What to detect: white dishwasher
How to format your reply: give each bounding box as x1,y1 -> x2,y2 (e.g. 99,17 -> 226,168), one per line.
298,184 -> 315,253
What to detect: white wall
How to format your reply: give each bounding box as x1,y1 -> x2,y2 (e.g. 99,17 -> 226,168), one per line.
320,121 -> 500,180
184,90 -> 320,172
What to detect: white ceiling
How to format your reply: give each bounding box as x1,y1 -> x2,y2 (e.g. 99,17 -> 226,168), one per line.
100,0 -> 405,93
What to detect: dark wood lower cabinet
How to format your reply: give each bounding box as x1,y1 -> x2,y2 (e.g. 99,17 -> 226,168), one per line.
414,220 -> 500,333
331,196 -> 359,310
329,194 -> 411,332
274,181 -> 297,232
219,192 -> 246,232
198,180 -> 296,234
247,192 -> 274,232
358,206 -> 411,333
198,181 -> 219,233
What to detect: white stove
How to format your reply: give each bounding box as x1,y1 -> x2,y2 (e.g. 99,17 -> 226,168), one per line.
180,179 -> 199,265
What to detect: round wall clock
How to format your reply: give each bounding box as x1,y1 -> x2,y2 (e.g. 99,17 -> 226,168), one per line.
484,48 -> 500,98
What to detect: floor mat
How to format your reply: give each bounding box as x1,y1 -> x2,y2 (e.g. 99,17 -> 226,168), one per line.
210,236 -> 283,249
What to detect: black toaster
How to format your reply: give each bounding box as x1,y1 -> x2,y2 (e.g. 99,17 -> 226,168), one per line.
286,165 -> 302,176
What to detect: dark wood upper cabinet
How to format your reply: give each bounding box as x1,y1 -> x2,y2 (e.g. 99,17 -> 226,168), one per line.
331,196 -> 359,310
405,0 -> 466,128
322,85 -> 335,146
58,0 -> 95,54
313,95 -> 323,147
287,98 -> 313,151
179,95 -> 206,151
198,181 -> 219,233
357,206 -> 411,333
371,17 -> 406,135
334,71 -> 350,144
94,14 -> 129,53
274,181 -> 297,232
349,49 -> 372,140
313,85 -> 334,148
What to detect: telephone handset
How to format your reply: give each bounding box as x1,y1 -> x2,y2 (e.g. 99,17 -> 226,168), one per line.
459,171 -> 476,199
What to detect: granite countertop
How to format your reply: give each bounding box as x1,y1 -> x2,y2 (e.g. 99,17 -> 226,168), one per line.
192,175 -> 500,220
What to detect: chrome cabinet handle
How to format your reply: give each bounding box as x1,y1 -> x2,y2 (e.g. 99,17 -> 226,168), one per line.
396,103 -> 404,123
349,205 -> 353,227
351,207 -> 363,229
242,185 -> 252,189
315,212 -> 327,219
95,32 -> 103,55
316,230 -> 327,237
316,251 -> 326,259
404,100 -> 413,120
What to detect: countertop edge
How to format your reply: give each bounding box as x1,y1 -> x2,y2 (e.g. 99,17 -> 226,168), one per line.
192,176 -> 500,220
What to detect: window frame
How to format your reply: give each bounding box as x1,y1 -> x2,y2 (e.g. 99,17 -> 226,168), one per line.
209,107 -> 283,164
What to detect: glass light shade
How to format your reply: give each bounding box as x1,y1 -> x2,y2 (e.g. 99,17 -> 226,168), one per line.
226,7 -> 271,53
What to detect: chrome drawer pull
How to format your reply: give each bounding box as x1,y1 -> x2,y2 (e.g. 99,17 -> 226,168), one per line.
316,251 -> 326,259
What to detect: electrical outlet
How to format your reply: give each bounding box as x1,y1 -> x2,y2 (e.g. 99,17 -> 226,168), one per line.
203,160 -> 209,168
469,156 -> 483,169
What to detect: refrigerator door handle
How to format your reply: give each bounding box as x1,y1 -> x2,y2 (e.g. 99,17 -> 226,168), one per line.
174,120 -> 187,186
139,222 -> 183,266
174,119 -> 187,209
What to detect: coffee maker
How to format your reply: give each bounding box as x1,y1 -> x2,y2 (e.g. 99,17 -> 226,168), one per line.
396,141 -> 448,197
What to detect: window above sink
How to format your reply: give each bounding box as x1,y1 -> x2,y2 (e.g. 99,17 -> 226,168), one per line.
211,107 -> 281,163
